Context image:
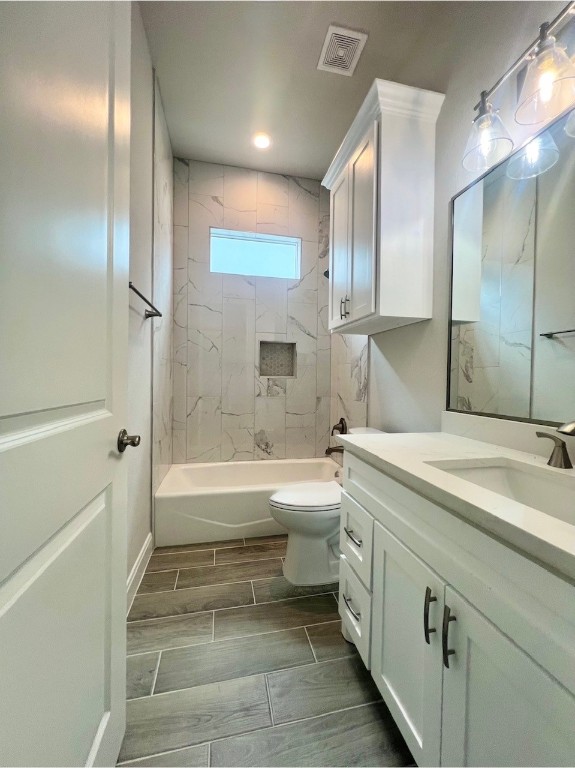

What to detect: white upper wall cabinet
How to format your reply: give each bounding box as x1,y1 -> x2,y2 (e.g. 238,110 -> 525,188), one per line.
323,79 -> 444,335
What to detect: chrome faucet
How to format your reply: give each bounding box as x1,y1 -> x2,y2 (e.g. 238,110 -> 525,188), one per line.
536,427 -> 573,469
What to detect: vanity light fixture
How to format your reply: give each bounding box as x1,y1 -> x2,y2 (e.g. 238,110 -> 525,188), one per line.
252,132 -> 271,150
516,22 -> 575,125
462,1 -> 575,171
506,132 -> 560,179
462,91 -> 514,172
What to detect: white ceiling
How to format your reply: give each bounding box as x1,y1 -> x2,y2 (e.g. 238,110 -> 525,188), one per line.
140,2 -> 485,179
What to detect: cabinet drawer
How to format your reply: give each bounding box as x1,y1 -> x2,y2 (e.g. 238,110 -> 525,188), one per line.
339,556 -> 372,668
340,491 -> 373,588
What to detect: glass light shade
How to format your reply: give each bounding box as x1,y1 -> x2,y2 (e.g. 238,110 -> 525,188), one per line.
462,104 -> 514,172
515,36 -> 575,125
565,108 -> 575,137
506,133 -> 559,179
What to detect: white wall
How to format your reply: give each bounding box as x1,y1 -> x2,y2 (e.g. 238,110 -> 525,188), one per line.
152,80 -> 173,490
128,7 -> 173,577
127,4 -> 153,575
368,1 -> 564,433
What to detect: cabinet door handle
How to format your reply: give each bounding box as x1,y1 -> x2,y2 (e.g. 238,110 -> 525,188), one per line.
442,604 -> 456,668
340,298 -> 345,320
342,593 -> 361,622
344,527 -> 363,548
344,295 -> 350,317
423,586 -> 437,644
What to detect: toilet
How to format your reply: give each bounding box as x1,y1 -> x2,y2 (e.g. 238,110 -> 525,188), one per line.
269,427 -> 383,585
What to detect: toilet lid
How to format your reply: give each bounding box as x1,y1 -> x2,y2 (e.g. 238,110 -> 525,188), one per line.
269,481 -> 341,511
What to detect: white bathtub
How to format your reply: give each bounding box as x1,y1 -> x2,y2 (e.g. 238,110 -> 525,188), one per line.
154,458 -> 341,546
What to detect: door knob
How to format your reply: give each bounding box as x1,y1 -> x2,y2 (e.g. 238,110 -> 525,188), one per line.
117,429 -> 141,453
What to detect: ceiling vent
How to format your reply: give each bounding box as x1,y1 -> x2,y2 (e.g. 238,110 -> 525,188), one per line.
317,25 -> 368,77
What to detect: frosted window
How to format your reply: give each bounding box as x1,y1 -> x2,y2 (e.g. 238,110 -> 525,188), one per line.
210,228 -> 301,279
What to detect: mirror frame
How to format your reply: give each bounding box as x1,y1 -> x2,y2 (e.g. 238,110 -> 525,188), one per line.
445,107 -> 575,428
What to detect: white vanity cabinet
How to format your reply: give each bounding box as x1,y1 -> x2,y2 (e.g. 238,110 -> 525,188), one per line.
323,78 -> 444,335
340,451 -> 575,767
371,523 -> 444,766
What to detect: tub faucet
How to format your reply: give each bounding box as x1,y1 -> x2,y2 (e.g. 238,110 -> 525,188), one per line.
325,445 -> 344,455
536,431 -> 573,469
331,417 -> 348,436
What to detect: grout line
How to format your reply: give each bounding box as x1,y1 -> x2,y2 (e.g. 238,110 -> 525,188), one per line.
117,700 -> 383,763
211,611 -> 215,642
207,741 -> 211,768
264,672 -> 275,726
303,626 -> 318,663
250,580 -> 256,605
150,651 -> 162,696
173,570 -> 179,590
127,619 -> 345,658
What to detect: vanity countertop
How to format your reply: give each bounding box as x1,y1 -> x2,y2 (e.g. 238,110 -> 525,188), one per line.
338,431 -> 575,582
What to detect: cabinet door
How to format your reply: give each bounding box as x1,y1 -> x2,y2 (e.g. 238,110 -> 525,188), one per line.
441,586 -> 575,767
329,167 -> 350,329
372,522 -> 444,767
349,121 -> 377,322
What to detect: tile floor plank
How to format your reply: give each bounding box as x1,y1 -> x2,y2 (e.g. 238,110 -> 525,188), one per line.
128,582 -> 253,622
267,656 -> 381,725
176,559 -> 283,590
155,628 -> 314,693
252,576 -> 338,603
306,621 -> 358,662
244,534 -> 287,546
127,613 -> 213,655
127,653 -> 159,700
118,675 -> 271,763
214,594 -> 339,640
215,541 -> 287,565
210,703 -> 413,767
146,550 -> 214,573
154,539 -> 244,555
137,571 -> 178,595
118,743 -> 209,767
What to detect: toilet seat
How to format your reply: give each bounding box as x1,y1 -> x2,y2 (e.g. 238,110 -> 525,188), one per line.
269,481 -> 341,512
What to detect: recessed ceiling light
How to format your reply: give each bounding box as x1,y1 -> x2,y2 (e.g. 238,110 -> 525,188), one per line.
253,132 -> 271,150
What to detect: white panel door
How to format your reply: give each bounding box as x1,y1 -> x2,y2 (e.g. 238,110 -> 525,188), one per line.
441,586 -> 575,767
0,3 -> 130,766
349,122 -> 377,322
371,523 -> 444,767
328,168 -> 350,329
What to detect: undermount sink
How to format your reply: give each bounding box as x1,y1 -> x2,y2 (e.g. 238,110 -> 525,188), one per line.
427,457 -> 575,526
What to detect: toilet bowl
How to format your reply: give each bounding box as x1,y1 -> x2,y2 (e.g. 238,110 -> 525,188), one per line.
269,427 -> 384,586
269,481 -> 342,585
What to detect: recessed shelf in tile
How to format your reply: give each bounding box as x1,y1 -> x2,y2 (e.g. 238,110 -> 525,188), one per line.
259,341 -> 296,378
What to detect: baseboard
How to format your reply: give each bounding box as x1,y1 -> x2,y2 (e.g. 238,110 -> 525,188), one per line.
126,532 -> 153,615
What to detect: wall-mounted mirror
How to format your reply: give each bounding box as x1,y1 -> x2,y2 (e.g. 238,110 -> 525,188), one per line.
448,107 -> 575,425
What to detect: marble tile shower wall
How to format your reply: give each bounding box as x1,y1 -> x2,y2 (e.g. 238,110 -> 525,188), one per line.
172,159 -> 341,463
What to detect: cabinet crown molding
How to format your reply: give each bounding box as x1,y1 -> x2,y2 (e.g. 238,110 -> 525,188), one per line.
322,78 -> 445,190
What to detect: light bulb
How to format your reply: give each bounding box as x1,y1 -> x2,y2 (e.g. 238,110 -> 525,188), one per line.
462,92 -> 513,172
525,137 -> 541,164
252,132 -> 271,150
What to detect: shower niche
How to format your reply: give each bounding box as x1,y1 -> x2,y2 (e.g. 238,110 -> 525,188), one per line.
259,341 -> 297,378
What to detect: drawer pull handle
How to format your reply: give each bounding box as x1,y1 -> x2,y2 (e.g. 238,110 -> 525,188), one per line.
423,586 -> 437,644
344,527 -> 363,548
340,298 -> 345,320
343,593 -> 361,622
442,604 -> 456,668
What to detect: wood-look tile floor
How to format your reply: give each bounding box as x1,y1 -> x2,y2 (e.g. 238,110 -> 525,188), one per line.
119,535 -> 413,767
